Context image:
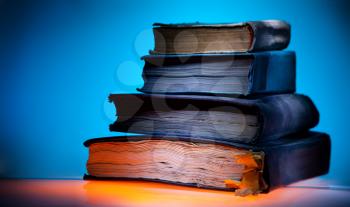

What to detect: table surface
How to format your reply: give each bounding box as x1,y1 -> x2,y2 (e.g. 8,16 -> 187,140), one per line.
0,178 -> 350,207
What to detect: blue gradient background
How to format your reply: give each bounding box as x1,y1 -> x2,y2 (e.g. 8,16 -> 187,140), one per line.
1,0 -> 350,185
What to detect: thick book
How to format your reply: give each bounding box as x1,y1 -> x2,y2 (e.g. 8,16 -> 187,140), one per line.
139,51 -> 296,95
151,20 -> 290,54
84,132 -> 330,195
108,93 -> 319,144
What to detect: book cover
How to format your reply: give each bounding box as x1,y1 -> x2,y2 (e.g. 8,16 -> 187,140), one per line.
139,51 -> 296,95
84,131 -> 330,195
152,20 -> 290,54
108,93 -> 319,144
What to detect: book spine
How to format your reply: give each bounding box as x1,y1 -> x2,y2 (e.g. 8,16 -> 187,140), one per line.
247,20 -> 291,52
263,133 -> 330,190
255,94 -> 319,142
248,51 -> 296,95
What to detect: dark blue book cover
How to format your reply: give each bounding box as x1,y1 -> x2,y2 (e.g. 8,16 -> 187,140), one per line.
84,132 -> 330,194
108,93 -> 319,144
139,51 -> 295,96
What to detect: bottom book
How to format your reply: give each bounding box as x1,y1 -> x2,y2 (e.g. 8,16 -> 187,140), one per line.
83,131 -> 330,196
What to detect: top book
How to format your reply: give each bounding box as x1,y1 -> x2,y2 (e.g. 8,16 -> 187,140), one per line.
151,20 -> 290,54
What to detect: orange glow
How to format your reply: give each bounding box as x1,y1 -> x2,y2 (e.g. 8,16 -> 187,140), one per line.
0,178 -> 349,207
234,153 -> 260,169
224,179 -> 241,188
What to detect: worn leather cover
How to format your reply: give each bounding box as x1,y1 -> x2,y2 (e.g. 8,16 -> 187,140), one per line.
247,20 -> 290,52
108,93 -> 319,144
152,20 -> 290,52
139,51 -> 296,95
83,131 -> 330,192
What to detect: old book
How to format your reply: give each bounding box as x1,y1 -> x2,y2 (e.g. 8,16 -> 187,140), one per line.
151,20 -> 290,54
108,93 -> 319,144
84,132 -> 330,195
139,51 -> 295,95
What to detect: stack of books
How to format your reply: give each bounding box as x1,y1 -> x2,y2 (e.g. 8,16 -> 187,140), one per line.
84,20 -> 330,196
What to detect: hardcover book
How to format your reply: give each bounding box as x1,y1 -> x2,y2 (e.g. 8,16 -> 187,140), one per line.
84,132 -> 330,196
108,93 -> 319,144
151,20 -> 290,54
139,51 -> 295,95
